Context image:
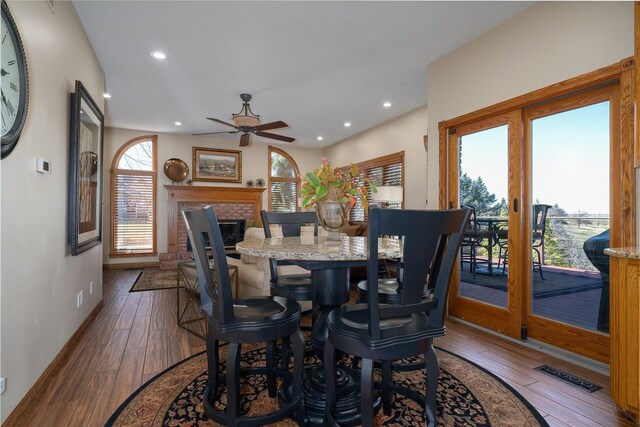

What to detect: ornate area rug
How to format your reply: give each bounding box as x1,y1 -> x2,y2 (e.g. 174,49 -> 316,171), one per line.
106,344 -> 548,426
129,268 -> 177,292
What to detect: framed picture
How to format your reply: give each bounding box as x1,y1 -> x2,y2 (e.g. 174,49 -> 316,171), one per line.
192,147 -> 242,183
68,80 -> 104,255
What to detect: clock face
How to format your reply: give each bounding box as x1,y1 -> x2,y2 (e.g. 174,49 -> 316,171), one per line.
1,1 -> 28,159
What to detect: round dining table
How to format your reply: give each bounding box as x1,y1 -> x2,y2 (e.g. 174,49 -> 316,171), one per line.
236,234 -> 402,425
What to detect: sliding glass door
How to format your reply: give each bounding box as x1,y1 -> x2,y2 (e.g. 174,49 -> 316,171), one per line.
444,82 -> 624,362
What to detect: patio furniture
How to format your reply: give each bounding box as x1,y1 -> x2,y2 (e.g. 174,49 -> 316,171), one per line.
460,205 -> 495,277
532,204 -> 552,279
583,229 -> 610,333
497,204 -> 551,279
324,208 -> 469,426
183,206 -> 306,426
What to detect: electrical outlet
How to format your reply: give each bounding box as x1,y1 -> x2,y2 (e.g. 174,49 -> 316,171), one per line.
1,377 -> 6,395
90,281 -> 94,295
77,290 -> 83,308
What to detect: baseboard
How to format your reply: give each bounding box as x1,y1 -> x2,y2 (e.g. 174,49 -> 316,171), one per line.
3,301 -> 104,426
103,261 -> 159,270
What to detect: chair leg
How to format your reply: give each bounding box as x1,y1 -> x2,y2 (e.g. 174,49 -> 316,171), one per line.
227,343 -> 242,426
534,247 -> 545,280
382,360 -> 392,415
206,329 -> 219,393
360,358 -> 375,427
470,243 -> 477,278
266,341 -> 277,398
424,342 -> 438,427
324,340 -> 337,424
291,329 -> 306,425
312,302 -> 319,326
279,336 -> 291,373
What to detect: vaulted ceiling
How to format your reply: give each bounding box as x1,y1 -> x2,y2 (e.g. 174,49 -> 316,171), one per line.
73,1 -> 533,147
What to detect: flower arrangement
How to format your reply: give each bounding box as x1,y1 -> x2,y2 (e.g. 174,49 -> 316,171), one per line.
301,158 -> 376,209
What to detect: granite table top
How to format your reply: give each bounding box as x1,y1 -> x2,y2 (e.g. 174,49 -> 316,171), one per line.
604,247 -> 640,259
236,236 -> 403,262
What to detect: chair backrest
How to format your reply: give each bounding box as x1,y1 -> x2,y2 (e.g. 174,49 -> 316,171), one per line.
182,206 -> 235,325
532,204 -> 551,240
260,210 -> 319,281
365,207 -> 471,339
461,204 -> 477,230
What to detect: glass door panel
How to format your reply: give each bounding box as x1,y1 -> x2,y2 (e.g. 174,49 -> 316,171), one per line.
530,101 -> 610,333
458,125 -> 509,309
447,110 -> 523,340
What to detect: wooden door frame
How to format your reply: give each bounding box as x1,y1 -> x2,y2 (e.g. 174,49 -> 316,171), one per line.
439,58 -> 636,363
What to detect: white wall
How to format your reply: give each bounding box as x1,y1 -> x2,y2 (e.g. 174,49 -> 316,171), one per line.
103,127 -> 323,264
426,1 -> 634,208
0,0 -> 105,420
322,106 -> 428,209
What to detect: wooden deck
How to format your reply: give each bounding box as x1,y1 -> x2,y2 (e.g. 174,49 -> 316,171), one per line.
459,266 -> 606,332
4,268 -> 633,426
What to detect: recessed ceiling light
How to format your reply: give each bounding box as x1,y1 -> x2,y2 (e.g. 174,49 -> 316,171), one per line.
103,93 -> 111,98
316,136 -> 324,141
383,101 -> 392,108
150,51 -> 167,60
344,122 -> 351,128
174,121 -> 182,126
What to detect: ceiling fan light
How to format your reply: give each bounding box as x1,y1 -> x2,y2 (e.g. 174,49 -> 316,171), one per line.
232,115 -> 261,127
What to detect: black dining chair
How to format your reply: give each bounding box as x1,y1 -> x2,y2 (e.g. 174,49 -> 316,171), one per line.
183,206 -> 305,426
260,210 -> 319,322
324,207 -> 470,427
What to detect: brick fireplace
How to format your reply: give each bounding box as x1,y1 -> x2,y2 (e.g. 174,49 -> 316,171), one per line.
159,185 -> 265,269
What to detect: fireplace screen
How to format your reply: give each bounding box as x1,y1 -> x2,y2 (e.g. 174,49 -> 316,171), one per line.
186,219 -> 246,252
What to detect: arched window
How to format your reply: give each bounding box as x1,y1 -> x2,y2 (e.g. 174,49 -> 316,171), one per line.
269,146 -> 301,212
110,135 -> 157,256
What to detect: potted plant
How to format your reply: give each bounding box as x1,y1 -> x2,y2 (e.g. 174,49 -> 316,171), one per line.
301,158 -> 376,234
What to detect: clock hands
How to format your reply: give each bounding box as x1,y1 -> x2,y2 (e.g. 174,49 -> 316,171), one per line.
0,68 -> 7,77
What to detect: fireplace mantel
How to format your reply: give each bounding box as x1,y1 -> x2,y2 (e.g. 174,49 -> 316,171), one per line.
165,185 -> 265,254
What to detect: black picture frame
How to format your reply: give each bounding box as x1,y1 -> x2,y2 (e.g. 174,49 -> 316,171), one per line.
68,80 -> 104,255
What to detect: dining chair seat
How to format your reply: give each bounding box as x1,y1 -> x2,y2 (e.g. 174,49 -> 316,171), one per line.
269,274 -> 313,301
357,278 -> 429,305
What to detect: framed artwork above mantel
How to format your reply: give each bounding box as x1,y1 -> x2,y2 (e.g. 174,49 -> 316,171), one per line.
192,147 -> 242,183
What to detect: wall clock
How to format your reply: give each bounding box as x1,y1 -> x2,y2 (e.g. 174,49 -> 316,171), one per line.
1,1 -> 29,159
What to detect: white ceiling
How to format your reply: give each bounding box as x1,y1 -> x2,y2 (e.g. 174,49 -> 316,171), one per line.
73,1 -> 533,148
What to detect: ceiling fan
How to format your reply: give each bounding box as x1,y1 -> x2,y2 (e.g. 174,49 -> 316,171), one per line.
194,93 -> 295,147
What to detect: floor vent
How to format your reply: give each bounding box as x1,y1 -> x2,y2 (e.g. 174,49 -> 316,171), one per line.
534,365 -> 601,393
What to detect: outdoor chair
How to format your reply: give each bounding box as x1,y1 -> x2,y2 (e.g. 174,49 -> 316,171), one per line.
183,206 -> 305,426
460,204 -> 493,277
324,207 -> 470,426
497,204 -> 551,280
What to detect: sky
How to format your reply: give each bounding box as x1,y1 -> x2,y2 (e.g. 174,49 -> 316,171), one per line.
460,101 -> 610,215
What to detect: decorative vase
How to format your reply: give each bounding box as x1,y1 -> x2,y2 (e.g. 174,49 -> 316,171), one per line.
316,201 -> 351,238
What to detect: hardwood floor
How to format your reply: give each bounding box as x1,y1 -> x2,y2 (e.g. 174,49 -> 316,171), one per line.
6,268 -> 635,426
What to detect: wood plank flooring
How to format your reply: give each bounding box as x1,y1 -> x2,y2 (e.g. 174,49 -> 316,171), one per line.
5,269 -> 635,426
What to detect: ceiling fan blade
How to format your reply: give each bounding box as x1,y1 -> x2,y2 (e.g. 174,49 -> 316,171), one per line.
192,130 -> 239,136
206,117 -> 237,128
255,131 -> 295,143
253,120 -> 288,132
240,133 -> 251,147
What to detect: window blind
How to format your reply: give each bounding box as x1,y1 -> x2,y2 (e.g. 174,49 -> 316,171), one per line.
343,152 -> 404,221
270,181 -> 298,212
112,173 -> 154,253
